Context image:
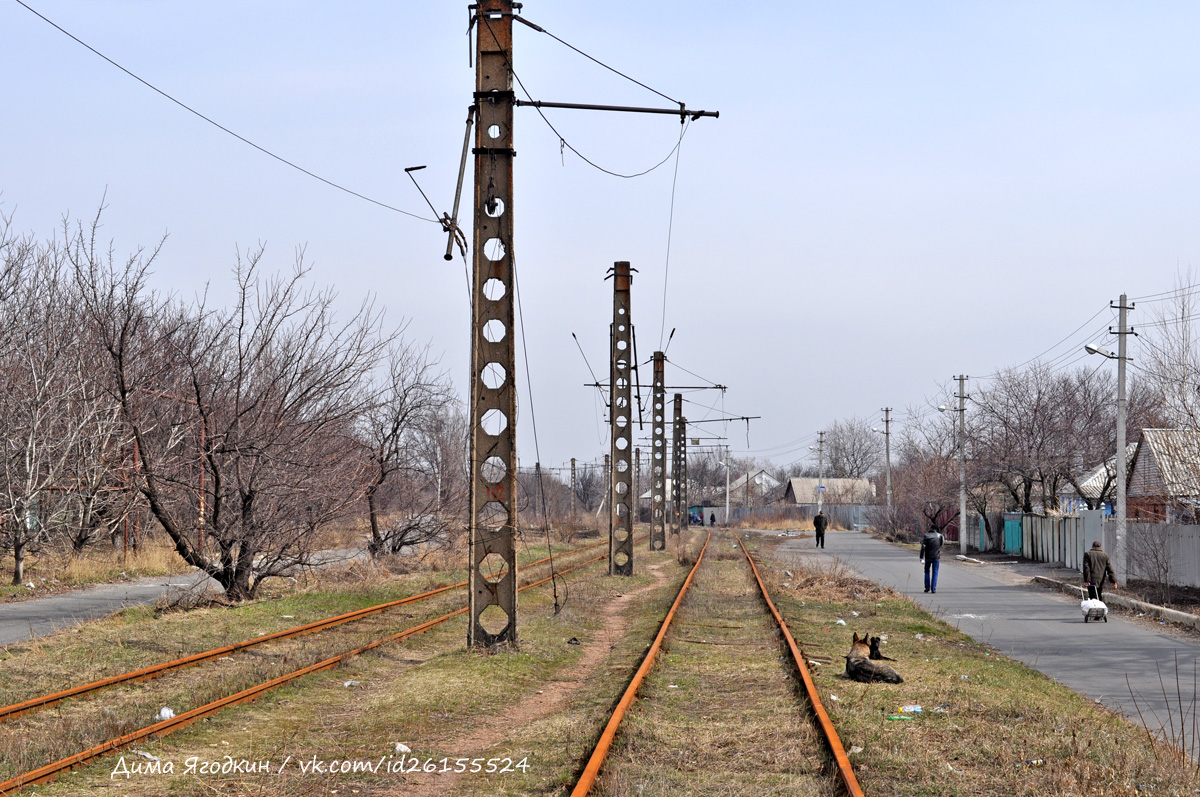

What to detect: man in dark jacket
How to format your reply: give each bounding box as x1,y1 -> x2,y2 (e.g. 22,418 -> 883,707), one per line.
1082,540 -> 1118,601
813,511 -> 828,548
919,524 -> 944,593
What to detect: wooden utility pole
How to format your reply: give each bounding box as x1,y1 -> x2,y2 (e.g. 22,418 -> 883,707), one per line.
467,0 -> 518,648
608,262 -> 634,575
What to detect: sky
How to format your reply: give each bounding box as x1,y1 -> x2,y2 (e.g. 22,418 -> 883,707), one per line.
3,1 -> 1200,475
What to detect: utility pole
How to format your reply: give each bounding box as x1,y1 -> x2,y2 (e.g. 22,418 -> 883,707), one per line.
603,454 -> 611,525
724,445 -> 731,527
671,393 -> 684,536
608,262 -> 634,576
467,0 -> 518,649
570,457 -> 576,519
816,431 -> 826,515
634,447 -> 641,525
881,407 -> 892,513
680,419 -> 689,528
650,353 -> 667,550
1113,295 -> 1133,581
956,375 -> 969,555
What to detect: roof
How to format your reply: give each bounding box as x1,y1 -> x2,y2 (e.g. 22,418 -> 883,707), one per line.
1072,447 -> 1136,500
728,469 -> 781,493
782,477 -> 876,505
1129,429 -> 1200,499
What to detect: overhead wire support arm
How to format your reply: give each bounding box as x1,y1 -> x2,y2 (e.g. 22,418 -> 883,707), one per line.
514,99 -> 718,120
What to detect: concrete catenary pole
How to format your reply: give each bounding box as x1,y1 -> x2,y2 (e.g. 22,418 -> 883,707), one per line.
570,457 -> 576,520
608,262 -> 634,576
724,444 -> 731,527
671,393 -> 684,536
467,0 -> 518,648
957,375 -> 969,555
634,447 -> 641,524
650,353 -> 667,550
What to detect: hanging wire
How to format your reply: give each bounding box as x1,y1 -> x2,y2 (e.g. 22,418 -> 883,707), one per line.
516,17 -> 682,106
658,120 -> 688,348
13,0 -> 439,224
513,255 -> 561,612
480,14 -> 690,179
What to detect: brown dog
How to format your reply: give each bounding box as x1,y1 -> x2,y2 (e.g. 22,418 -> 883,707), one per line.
845,632 -> 903,684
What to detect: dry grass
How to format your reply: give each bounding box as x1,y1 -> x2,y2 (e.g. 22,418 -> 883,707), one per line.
750,541 -> 1200,796
30,549 -> 685,796
732,515 -> 811,532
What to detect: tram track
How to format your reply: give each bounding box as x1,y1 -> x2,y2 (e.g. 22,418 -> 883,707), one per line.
570,529 -> 864,796
0,537 -> 606,725
0,538 -> 615,794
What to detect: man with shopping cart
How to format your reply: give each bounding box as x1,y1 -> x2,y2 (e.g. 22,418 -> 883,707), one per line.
1082,540 -> 1119,602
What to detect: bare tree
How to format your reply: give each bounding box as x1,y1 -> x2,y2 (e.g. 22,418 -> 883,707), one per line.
360,341 -> 456,557
825,416 -> 883,479
75,227 -> 388,601
0,226 -> 122,582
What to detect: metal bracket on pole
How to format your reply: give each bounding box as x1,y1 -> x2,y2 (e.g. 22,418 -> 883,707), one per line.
608,262 -> 634,576
650,352 -> 667,550
468,0 -> 518,649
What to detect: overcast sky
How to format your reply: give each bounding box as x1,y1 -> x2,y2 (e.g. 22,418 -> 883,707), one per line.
2,1 -> 1198,474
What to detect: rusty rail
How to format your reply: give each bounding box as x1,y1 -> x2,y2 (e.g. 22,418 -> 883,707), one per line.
0,537 -> 608,723
570,530 -> 711,796
734,531 -> 864,797
0,549 -> 613,795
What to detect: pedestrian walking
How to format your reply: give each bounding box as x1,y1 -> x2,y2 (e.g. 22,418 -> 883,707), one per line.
709,512 -> 716,527
1082,540 -> 1118,601
813,511 -> 828,549
919,524 -> 944,593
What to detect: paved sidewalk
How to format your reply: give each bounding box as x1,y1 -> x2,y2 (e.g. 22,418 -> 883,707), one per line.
751,527 -> 1200,756
0,571 -> 217,647
0,546 -> 366,647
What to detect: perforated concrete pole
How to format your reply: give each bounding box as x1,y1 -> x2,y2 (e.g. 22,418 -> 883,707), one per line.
609,262 -> 634,576
468,0 -> 518,648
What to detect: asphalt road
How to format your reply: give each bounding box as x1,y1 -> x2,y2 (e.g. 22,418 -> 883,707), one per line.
0,547 -> 366,647
0,572 -> 216,647
750,527 -> 1200,756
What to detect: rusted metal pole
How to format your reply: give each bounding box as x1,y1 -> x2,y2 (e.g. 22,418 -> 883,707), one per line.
650,353 -> 667,550
608,262 -> 634,576
467,0 -> 518,648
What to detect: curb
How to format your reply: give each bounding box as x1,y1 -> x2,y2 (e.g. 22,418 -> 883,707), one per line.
1031,576 -> 1200,630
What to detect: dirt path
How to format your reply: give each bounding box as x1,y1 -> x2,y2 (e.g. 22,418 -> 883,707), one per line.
393,561 -> 672,796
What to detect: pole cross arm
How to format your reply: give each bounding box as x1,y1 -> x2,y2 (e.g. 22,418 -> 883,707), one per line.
514,99 -> 718,120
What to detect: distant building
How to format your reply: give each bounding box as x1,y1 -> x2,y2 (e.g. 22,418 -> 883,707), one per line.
781,477 -> 876,506
728,469 -> 782,507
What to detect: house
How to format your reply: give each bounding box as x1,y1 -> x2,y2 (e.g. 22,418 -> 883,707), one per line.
728,469 -> 782,506
1058,447 -> 1136,514
1127,428 -> 1200,522
781,477 -> 876,506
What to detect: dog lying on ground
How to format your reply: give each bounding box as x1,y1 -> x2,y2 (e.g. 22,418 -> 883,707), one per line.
845,632 -> 903,684
869,635 -> 896,661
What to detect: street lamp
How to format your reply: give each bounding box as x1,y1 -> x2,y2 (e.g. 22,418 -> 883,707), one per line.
1084,293 -> 1134,582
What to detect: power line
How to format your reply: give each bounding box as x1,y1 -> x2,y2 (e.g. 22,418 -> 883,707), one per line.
515,16 -> 681,107
480,14 -> 691,180
13,0 -> 439,223
658,120 -> 687,348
